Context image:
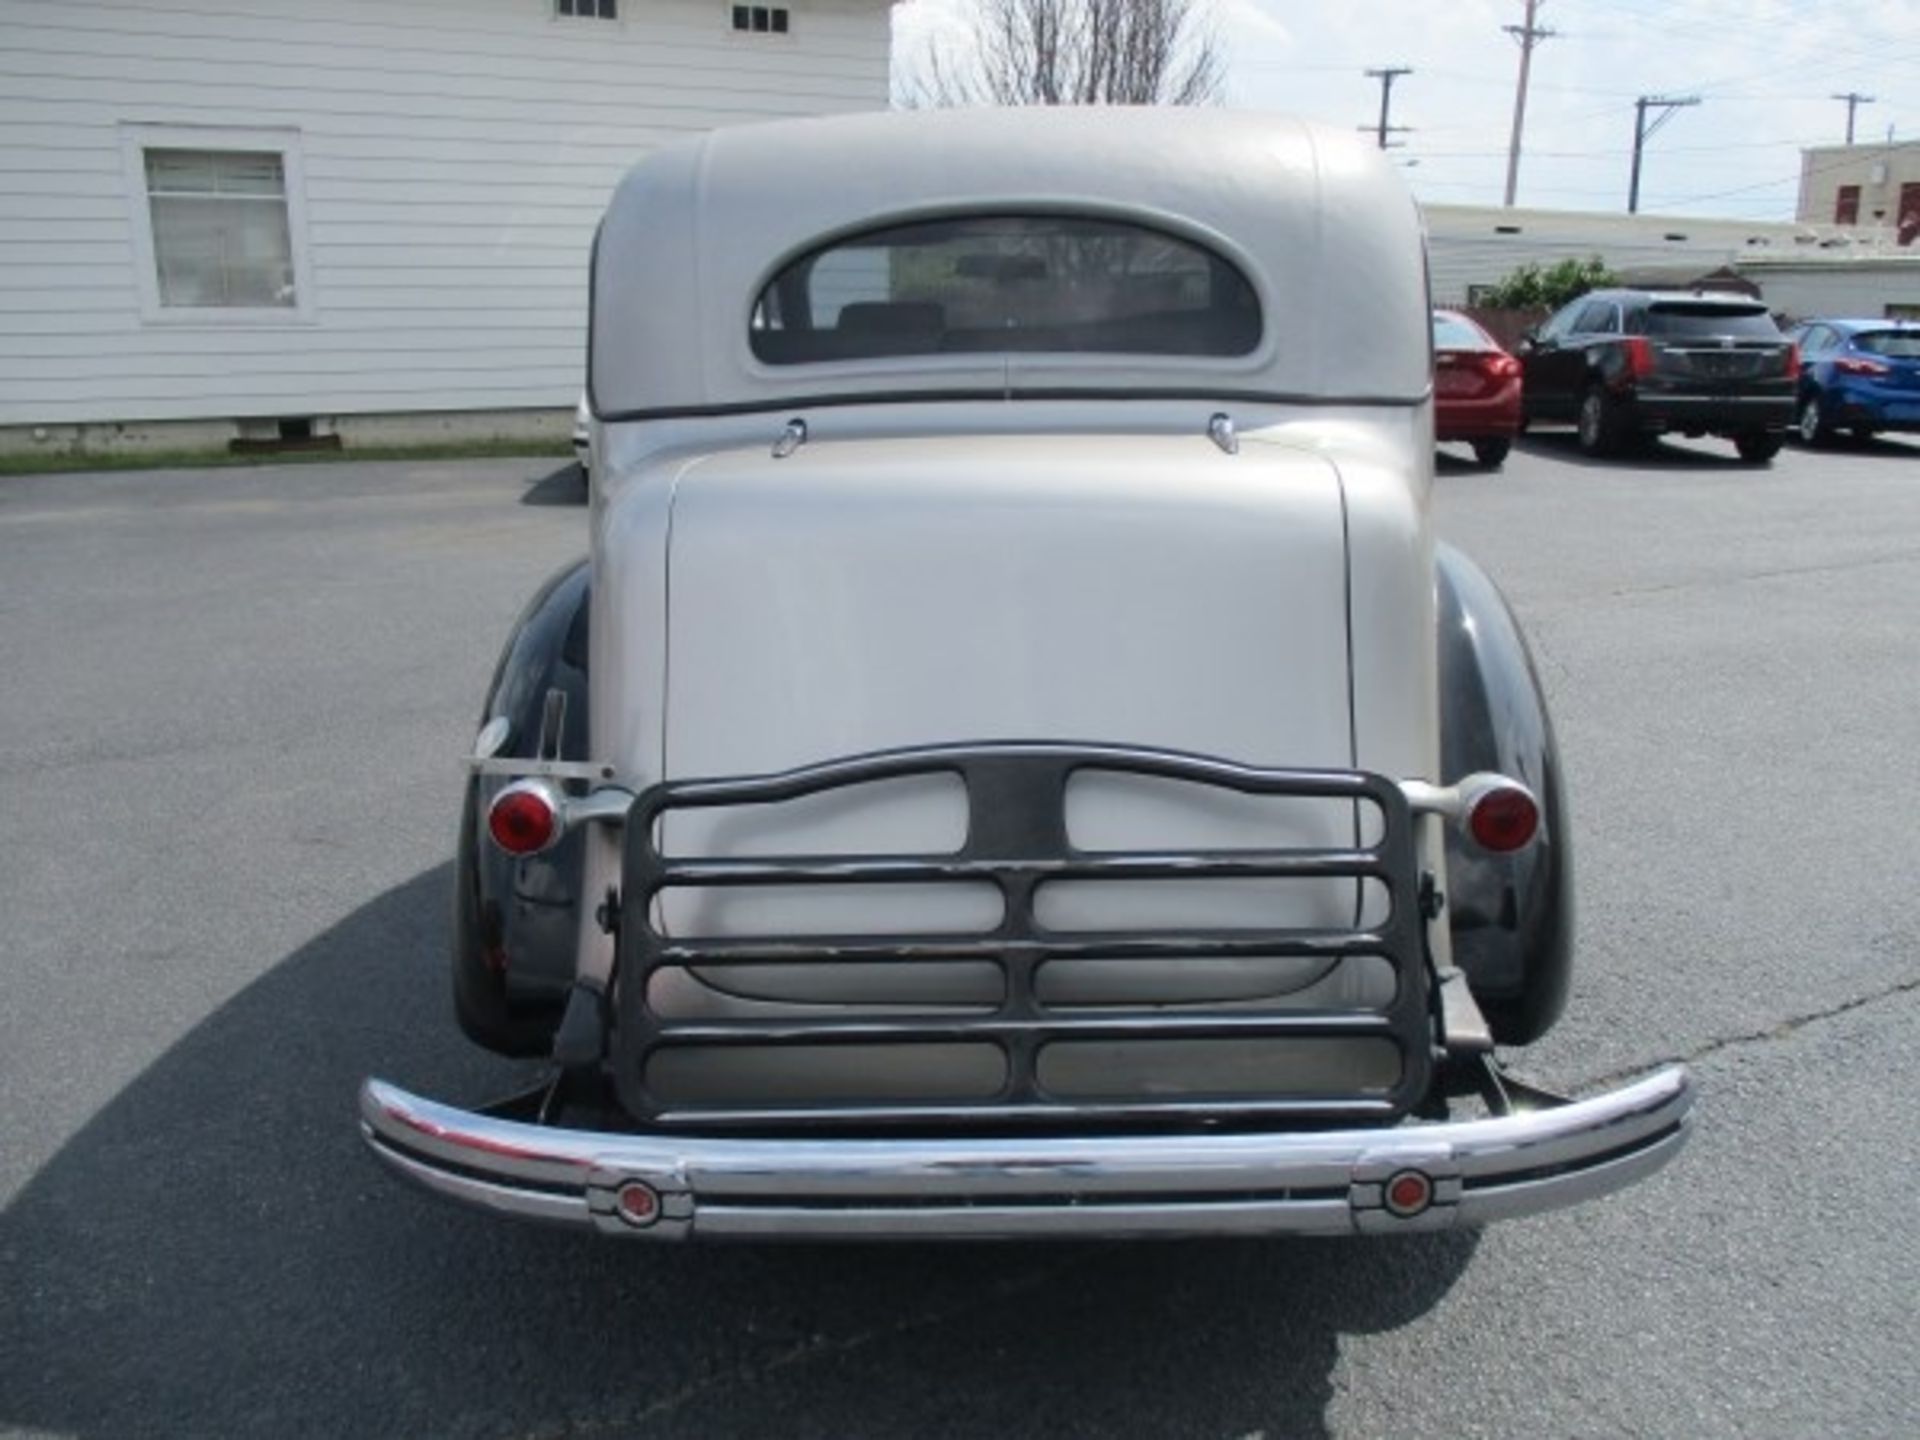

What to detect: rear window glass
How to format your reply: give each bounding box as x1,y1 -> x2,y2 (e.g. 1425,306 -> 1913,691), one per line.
1432,313 -> 1489,349
749,215 -> 1261,364
1644,304 -> 1780,340
1853,330 -> 1920,358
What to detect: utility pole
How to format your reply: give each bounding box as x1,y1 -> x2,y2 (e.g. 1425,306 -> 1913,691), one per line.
1503,0 -> 1554,206
1628,94 -> 1700,213
1362,66 -> 1413,150
1832,91 -> 1874,145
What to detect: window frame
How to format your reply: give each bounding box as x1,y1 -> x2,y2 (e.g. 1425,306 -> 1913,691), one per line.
555,0 -> 620,20
1537,299 -> 1582,342
1642,302 -> 1779,340
745,211 -> 1265,366
729,5 -> 792,35
1571,299 -> 1618,335
1851,328 -> 1920,358
120,124 -> 315,327
1431,311 -> 1493,351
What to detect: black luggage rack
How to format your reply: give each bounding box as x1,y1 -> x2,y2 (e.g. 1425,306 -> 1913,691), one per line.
612,742 -> 1435,1130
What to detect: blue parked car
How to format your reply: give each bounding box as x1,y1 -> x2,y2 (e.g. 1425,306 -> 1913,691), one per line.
1785,318 -> 1920,445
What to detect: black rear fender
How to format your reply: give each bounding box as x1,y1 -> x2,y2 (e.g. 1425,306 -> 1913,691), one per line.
1435,543 -> 1575,1044
453,551 -> 1573,1054
452,560 -> 590,1056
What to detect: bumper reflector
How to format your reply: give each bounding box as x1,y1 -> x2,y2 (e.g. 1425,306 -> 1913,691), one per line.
614,1181 -> 661,1228
1384,1169 -> 1434,1218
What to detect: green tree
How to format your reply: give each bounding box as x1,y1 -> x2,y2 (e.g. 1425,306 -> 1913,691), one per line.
1479,256 -> 1619,311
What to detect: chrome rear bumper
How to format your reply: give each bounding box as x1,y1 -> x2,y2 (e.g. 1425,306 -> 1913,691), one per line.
358,1065 -> 1693,1239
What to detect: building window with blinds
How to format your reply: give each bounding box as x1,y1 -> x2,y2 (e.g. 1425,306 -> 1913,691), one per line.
731,5 -> 789,32
142,149 -> 298,309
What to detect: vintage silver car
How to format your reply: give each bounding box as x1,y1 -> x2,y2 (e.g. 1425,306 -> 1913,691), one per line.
359,108 -> 1694,1240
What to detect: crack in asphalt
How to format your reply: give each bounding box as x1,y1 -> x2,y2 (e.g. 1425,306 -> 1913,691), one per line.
1586,546 -> 1920,603
504,975 -> 1920,1436
1573,971 -> 1920,1092
513,1250 -> 1104,1437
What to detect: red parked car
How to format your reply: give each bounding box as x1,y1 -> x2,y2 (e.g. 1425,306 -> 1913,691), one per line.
1433,309 -> 1523,468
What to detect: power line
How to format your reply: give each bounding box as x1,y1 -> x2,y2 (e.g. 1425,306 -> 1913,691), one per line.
1361,66 -> 1413,150
1832,91 -> 1875,145
1572,2 -> 1914,75
1629,95 -> 1701,213
1412,136 -> 1836,162
1502,0 -> 1555,206
1221,12 -> 1918,205
1409,141 -> 1902,218
1516,5 -> 1920,111
1651,139 -> 1911,212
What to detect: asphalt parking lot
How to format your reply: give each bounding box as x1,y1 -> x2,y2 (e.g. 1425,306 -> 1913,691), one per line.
3,431 -> 1918,1438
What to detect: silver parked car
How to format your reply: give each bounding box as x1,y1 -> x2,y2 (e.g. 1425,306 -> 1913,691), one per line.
360,109 -> 1693,1241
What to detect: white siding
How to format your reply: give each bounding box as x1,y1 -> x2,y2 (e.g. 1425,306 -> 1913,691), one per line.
1422,204 -> 1823,308
1734,261 -> 1920,323
0,0 -> 892,424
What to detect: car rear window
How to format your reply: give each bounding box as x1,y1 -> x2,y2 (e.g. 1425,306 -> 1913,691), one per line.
1643,304 -> 1781,340
1853,330 -> 1920,358
1432,313 -> 1490,350
749,215 -> 1261,364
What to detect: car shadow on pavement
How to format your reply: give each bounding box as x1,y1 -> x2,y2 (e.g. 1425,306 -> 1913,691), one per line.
521,461 -> 589,506
1,867 -> 1476,1440
1515,428 -> 1771,470
1806,432 -> 1920,459
1433,448 -> 1496,475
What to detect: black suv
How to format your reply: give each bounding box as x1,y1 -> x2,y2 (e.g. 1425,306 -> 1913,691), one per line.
1518,289 -> 1797,463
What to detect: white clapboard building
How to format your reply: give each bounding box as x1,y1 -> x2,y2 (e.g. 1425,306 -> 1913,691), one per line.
1424,202 -> 1920,321
0,0 -> 891,452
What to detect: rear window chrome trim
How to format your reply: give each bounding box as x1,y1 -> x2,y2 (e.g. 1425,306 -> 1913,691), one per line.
593,386 -> 1430,424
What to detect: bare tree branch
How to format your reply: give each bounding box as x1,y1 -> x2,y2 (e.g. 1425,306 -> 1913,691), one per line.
901,0 -> 1224,109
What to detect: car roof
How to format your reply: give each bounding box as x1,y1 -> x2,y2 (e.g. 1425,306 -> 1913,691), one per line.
1580,289 -> 1767,308
1814,318 -> 1920,333
1431,309 -> 1495,340
591,108 -> 1430,419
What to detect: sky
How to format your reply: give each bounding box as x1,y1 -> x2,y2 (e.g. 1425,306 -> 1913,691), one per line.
890,0 -> 1920,220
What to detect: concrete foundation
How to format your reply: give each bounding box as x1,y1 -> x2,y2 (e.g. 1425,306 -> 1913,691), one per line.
0,408 -> 571,461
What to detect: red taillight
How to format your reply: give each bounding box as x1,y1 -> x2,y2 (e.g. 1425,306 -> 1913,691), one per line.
1480,351 -> 1522,379
1834,354 -> 1889,377
1466,783 -> 1540,853
1783,343 -> 1801,380
1623,336 -> 1655,379
488,783 -> 558,856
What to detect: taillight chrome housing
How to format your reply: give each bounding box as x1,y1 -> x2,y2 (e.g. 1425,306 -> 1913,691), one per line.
1398,772 -> 1542,853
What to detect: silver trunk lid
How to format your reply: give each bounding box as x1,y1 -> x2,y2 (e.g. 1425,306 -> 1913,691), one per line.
639,433 -> 1377,1037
